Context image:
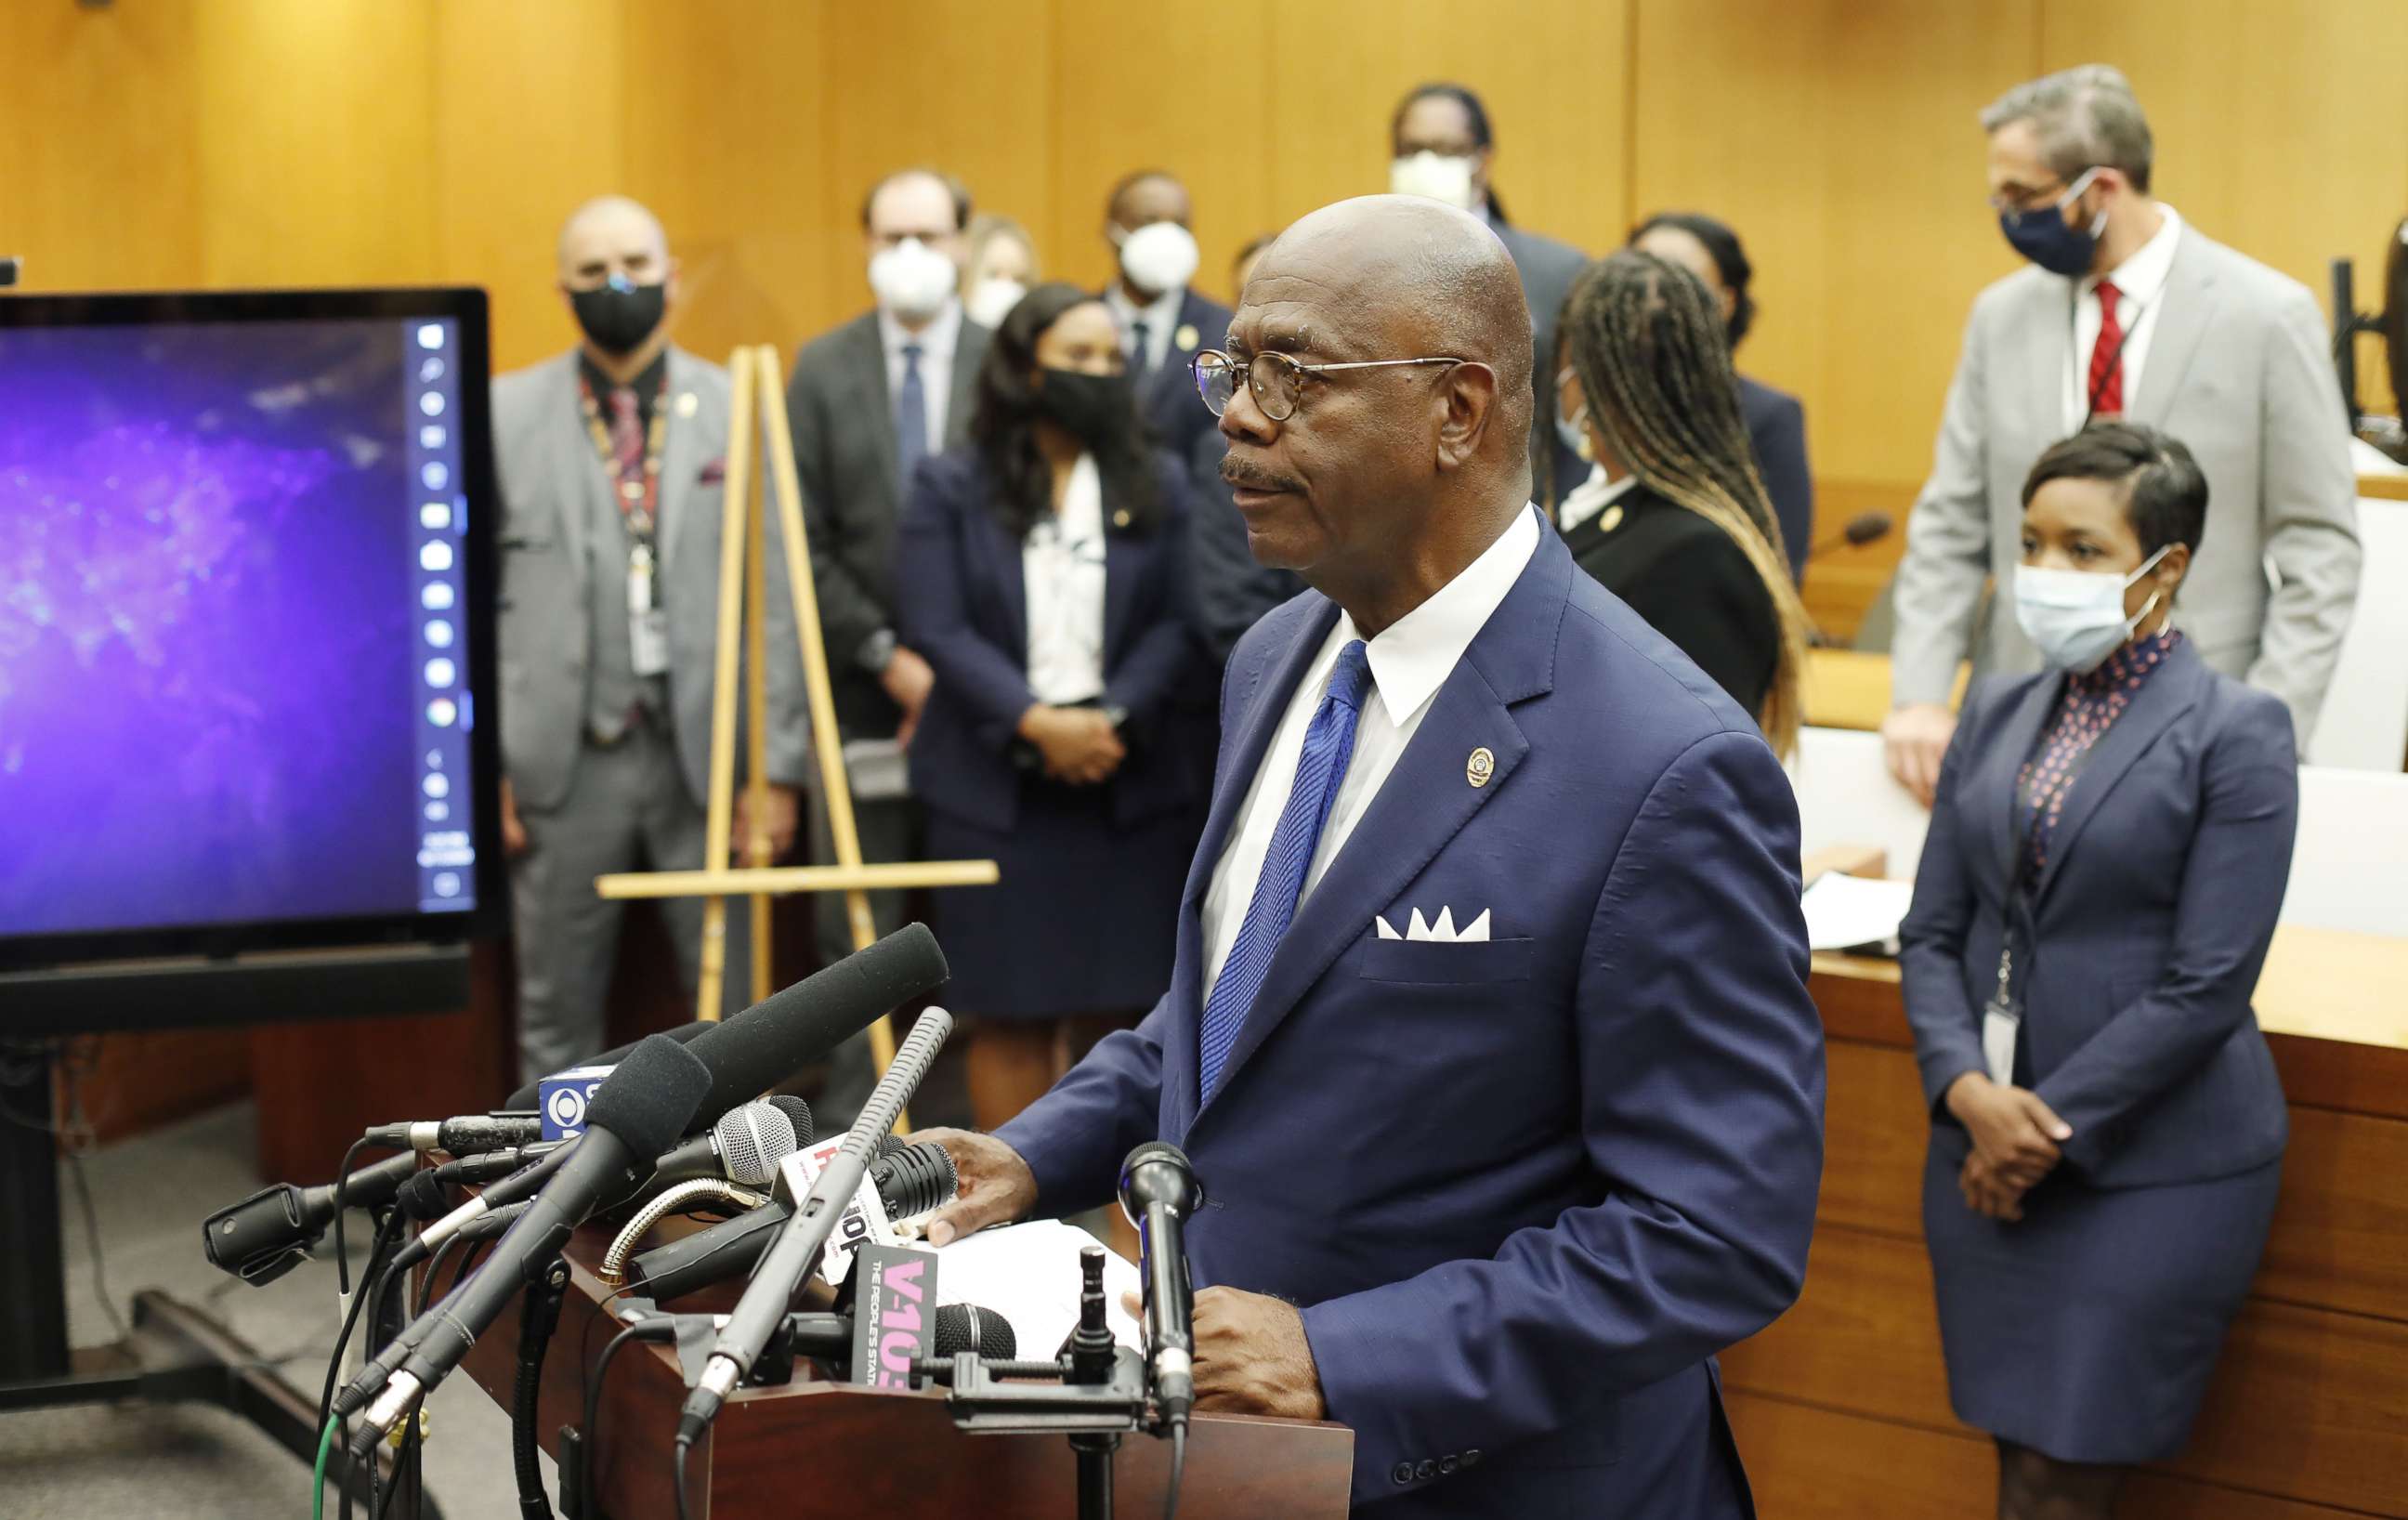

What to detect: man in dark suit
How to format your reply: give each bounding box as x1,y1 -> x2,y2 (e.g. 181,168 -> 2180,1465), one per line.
1390,83 -> 1589,505
919,195 -> 1823,1517
1101,169 -> 1232,463
785,166 -> 990,1120
493,195 -> 807,1081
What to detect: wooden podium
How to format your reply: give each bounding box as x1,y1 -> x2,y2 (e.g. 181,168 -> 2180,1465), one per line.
454,1223 -> 1354,1519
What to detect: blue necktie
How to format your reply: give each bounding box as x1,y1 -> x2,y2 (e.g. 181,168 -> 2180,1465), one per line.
895,342 -> 928,480
1198,639 -> 1373,1101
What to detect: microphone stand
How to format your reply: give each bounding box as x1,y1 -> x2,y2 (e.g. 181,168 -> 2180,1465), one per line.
910,1246 -> 1172,1520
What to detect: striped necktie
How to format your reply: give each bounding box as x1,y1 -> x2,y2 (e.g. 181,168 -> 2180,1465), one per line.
1197,639 -> 1373,1101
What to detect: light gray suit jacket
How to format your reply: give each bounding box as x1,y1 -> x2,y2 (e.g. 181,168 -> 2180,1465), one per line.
1892,223 -> 2360,741
491,346 -> 808,812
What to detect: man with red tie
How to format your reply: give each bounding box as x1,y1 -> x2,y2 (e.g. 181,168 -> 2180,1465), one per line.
1881,65 -> 2358,803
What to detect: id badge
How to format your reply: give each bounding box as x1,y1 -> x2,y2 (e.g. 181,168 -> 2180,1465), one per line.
1981,997 -> 2020,1087
627,557 -> 669,675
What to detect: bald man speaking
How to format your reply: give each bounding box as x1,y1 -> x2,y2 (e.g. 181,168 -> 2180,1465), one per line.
919,197 -> 1824,1516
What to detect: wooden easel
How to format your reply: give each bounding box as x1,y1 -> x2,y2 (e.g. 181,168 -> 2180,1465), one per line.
595,344 -> 998,1132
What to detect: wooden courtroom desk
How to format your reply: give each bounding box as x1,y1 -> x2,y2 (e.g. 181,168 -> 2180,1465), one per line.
1803,649 -> 1967,733
1721,934 -> 2408,1517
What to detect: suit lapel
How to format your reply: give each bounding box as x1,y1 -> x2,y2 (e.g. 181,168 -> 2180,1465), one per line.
655,348 -> 699,574
1980,675 -> 2063,890
2031,639 -> 2204,905
848,317 -> 901,512
1102,519 -> 1139,666
944,321 -> 984,448
2017,278 -> 2075,439
1197,531 -> 1568,1118
549,354 -> 603,596
2129,233 -> 2219,426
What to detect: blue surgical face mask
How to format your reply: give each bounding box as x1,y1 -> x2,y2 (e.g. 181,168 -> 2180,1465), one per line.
2013,542 -> 2171,673
1998,167 -> 2105,277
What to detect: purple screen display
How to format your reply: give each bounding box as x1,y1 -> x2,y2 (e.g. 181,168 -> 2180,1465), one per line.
0,319 -> 462,937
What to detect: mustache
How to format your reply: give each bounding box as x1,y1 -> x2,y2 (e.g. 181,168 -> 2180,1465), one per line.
1220,454 -> 1305,494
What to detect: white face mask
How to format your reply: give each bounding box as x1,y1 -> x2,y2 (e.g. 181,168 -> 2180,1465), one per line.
964,276 -> 1027,329
1116,221 -> 1199,297
1552,368 -> 1594,463
868,237 -> 957,322
1390,151 -> 1478,211
2013,544 -> 2172,673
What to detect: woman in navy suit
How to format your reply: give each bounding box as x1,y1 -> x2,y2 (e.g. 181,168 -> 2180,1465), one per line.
1900,424 -> 2296,1518
895,282 -> 1201,1130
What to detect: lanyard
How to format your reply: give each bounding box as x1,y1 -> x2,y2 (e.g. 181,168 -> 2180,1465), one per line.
576,373 -> 670,594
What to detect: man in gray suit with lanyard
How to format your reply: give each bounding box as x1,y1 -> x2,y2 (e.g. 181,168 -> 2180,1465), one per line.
785,168 -> 991,1123
1884,65 -> 2360,802
492,196 -> 807,1082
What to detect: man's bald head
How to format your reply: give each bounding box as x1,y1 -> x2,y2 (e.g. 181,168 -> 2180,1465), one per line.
556,195 -> 669,279
1216,195 -> 1535,630
1252,195 -> 1533,451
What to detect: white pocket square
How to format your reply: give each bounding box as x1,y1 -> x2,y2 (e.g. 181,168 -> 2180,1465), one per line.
1375,907 -> 1493,943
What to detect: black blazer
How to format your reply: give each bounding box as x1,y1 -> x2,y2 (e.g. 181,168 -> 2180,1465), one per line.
1738,373 -> 1813,584
894,447 -> 1202,834
1561,481 -> 1779,718
786,309 -> 991,738
1899,638 -> 2295,1187
1131,287 -> 1234,464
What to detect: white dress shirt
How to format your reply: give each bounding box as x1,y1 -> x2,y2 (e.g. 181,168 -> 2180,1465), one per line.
1199,504 -> 1543,996
2063,203 -> 2182,430
1105,282 -> 1186,373
1023,453 -> 1109,705
878,296 -> 965,454
1556,465 -> 1641,534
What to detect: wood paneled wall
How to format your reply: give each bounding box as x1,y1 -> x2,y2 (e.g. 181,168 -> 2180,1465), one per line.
7,1 -> 2399,479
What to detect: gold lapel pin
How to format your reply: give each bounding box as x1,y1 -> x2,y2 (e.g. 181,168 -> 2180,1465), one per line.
1112,508 -> 1132,529
674,391 -> 700,419
1598,504 -> 1624,535
1174,322 -> 1199,351
1467,747 -> 1495,788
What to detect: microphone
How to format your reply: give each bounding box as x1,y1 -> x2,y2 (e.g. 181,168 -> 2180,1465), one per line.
202,1150 -> 423,1286
362,1113 -> 543,1154
625,1137 -> 957,1302
1120,1141 -> 1202,1431
343,1035 -> 711,1441
504,1023 -> 713,1111
1808,510 -> 1892,558
650,1094 -> 816,1189
678,1007 -> 954,1443
394,1144 -> 566,1223
780,1303 -> 1015,1365
676,923 -> 949,1132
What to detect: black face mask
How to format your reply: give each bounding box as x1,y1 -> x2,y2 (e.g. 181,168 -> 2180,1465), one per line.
1033,368 -> 1135,449
569,277 -> 666,356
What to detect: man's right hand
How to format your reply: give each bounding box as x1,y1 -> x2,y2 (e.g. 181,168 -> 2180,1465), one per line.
911,1127 -> 1039,1246
499,777 -> 528,858
881,645 -> 936,749
1881,701 -> 1957,807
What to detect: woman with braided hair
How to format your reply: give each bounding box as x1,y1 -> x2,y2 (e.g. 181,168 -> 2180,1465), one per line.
1554,249 -> 1813,755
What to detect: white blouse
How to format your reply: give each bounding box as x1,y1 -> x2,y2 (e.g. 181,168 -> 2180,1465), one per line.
1022,452 -> 1108,705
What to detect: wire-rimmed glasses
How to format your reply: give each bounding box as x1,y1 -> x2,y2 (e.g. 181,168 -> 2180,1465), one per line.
1192,348 -> 1467,422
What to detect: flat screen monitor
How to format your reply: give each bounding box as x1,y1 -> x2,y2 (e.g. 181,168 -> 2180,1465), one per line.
0,288 -> 504,976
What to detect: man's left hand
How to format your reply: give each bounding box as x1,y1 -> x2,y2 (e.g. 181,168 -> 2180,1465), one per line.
1191,1286 -> 1326,1420
736,783 -> 801,863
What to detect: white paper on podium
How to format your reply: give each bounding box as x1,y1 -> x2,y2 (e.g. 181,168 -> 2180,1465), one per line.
1801,871 -> 1917,952
929,1219 -> 1145,1355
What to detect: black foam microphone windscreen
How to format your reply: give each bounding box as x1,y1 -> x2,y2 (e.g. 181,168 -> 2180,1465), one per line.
679,924 -> 949,1129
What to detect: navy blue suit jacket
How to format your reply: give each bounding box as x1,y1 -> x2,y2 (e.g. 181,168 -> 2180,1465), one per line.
893,448 -> 1202,832
1737,374 -> 1813,584
1899,636 -> 2295,1186
995,521 -> 1825,1514
1132,287 -> 1234,463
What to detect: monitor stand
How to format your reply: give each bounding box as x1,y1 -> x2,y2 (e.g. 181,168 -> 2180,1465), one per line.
0,947 -> 474,1513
